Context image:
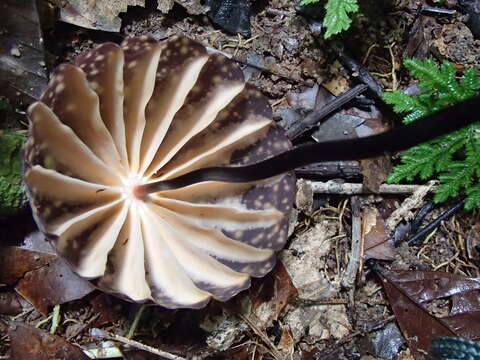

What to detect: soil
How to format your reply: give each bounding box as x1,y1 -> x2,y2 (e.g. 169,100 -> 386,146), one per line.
1,0 -> 480,359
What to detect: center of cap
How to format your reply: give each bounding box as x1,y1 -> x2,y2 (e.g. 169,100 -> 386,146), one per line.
122,174 -> 147,201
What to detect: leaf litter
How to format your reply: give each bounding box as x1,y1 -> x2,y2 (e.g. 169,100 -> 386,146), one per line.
2,0 -> 480,358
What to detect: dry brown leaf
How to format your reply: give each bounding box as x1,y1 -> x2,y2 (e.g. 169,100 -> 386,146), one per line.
0,247 -> 55,286
8,321 -> 89,359
378,268 -> 480,360
58,0 -> 146,32
363,207 -> 395,261
15,257 -> 94,315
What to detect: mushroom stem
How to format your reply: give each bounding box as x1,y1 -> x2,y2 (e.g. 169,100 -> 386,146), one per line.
137,95 -> 480,194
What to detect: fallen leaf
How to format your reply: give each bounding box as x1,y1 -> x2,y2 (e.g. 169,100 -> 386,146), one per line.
363,206 -> 395,261
58,0 -> 146,32
378,268 -> 480,359
8,321 -> 89,359
0,247 -> 55,286
0,291 -> 29,315
15,257 -> 94,315
0,0 -> 48,107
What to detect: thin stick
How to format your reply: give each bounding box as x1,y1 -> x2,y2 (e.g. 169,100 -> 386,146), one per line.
90,328 -> 186,360
238,314 -> 283,360
407,200 -> 464,245
50,304 -> 61,335
127,304 -> 146,339
310,181 -> 436,195
286,84 -> 368,139
342,196 -> 362,289
329,41 -> 383,98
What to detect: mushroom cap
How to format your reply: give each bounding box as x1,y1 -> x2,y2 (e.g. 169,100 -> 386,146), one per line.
23,35 -> 296,309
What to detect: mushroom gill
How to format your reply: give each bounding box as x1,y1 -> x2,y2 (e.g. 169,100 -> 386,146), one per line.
23,35 -> 296,308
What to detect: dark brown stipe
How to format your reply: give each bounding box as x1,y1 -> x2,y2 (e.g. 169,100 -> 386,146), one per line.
136,95 -> 480,195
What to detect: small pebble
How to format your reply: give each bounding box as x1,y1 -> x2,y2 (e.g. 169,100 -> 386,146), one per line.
10,46 -> 21,57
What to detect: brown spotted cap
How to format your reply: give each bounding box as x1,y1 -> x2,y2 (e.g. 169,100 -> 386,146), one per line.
23,36 -> 296,308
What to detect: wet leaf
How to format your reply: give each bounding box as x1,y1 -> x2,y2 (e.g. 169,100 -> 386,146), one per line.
378,268 -> 480,359
363,206 -> 395,261
251,262 -> 297,324
15,257 -> 94,315
0,0 -> 48,107
0,291 -> 25,315
1,230 -> 94,315
8,321 -> 89,359
0,247 -> 55,286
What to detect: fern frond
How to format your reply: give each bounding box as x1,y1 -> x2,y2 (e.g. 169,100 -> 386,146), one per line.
323,0 -> 359,38
385,59 -> 480,209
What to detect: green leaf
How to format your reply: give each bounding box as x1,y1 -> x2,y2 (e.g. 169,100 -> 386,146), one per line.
300,0 -> 321,5
323,0 -> 358,38
385,58 -> 480,210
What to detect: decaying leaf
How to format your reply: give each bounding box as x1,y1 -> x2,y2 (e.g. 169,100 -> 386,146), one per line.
378,268 -> 480,359
0,247 -> 55,286
0,0 -> 48,107
58,0 -> 146,32
58,0 -> 208,32
0,235 -> 93,315
15,257 -> 94,315
8,321 -> 89,360
363,206 -> 395,261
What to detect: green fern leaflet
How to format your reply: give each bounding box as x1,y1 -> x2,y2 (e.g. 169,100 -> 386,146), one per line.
299,0 -> 359,38
385,59 -> 480,209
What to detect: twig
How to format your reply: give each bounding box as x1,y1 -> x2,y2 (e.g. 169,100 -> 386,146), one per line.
407,200 -> 464,245
127,304 -> 146,339
286,84 -> 368,139
238,314 -> 283,360
342,196 -> 362,289
329,42 -> 383,98
410,201 -> 436,234
310,181 -> 435,195
421,6 -> 456,15
50,304 -> 60,335
90,328 -> 186,360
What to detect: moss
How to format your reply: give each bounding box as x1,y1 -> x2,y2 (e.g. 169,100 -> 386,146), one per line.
0,130 -> 27,216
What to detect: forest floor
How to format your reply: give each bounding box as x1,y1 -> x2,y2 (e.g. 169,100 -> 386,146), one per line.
1,0 -> 480,359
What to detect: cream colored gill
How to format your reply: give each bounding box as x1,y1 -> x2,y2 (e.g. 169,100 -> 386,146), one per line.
59,66 -> 126,177
145,82 -> 246,178
143,206 -> 248,296
95,47 -> 129,168
139,56 -> 209,174
156,181 -> 252,203
154,116 -> 272,180
25,166 -> 119,204
147,202 -> 275,263
57,203 -> 128,279
151,196 -> 283,232
28,102 -> 121,186
47,198 -> 124,236
140,206 -> 211,306
124,46 -> 162,174
101,205 -> 151,302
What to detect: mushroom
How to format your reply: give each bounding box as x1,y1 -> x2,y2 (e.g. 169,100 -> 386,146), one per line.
23,36 -> 296,308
